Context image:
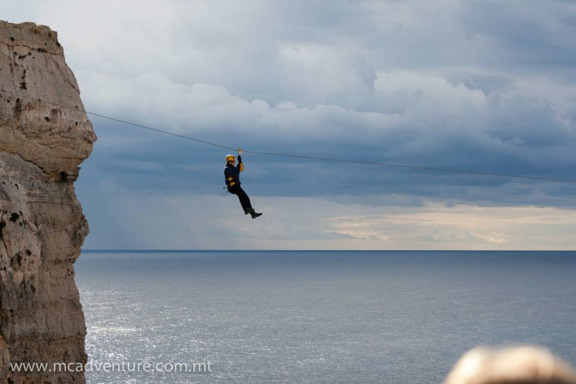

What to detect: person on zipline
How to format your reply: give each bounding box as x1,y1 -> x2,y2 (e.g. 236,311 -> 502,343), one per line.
225,150 -> 262,219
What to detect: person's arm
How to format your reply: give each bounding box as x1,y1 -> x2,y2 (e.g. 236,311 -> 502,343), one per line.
237,154 -> 244,172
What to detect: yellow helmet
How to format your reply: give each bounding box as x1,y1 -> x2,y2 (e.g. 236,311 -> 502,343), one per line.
226,154 -> 235,162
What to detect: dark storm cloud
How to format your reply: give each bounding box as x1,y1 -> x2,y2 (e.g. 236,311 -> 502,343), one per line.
72,1 -> 575,208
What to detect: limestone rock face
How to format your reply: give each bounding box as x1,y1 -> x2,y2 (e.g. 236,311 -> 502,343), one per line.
0,21 -> 96,384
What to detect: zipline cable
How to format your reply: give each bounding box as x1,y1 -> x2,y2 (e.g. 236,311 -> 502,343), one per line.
3,89 -> 576,184
86,111 -> 236,151
239,149 -> 576,183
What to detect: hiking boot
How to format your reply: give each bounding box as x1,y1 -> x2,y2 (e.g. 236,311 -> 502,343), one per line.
250,211 -> 262,219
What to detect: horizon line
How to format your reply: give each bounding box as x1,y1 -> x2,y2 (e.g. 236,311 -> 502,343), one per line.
80,249 -> 575,253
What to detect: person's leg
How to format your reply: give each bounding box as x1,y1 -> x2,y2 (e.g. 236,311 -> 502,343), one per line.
229,185 -> 253,213
239,188 -> 262,218
236,186 -> 254,214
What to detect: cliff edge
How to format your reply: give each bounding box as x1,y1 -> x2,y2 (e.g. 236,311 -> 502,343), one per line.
0,21 -> 96,384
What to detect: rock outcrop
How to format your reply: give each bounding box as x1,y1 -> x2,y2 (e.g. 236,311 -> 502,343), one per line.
0,21 -> 96,383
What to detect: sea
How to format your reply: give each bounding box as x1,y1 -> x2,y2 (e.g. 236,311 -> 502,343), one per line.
75,251 -> 576,384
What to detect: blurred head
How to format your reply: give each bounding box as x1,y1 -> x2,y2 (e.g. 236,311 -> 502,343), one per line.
444,346 -> 576,384
226,154 -> 235,164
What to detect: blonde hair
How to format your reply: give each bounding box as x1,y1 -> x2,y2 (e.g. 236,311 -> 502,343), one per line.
444,346 -> 576,384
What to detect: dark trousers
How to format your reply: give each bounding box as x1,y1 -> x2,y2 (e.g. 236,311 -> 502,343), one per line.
228,185 -> 253,213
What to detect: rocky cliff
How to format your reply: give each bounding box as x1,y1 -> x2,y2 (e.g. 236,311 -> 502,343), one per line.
0,21 -> 96,383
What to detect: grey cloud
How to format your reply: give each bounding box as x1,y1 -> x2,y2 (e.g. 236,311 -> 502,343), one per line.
446,73 -> 514,95
463,1 -> 576,72
77,62 -> 575,204
5,0 -> 576,249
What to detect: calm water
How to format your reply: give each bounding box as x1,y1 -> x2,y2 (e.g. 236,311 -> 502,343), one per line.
75,251 -> 576,384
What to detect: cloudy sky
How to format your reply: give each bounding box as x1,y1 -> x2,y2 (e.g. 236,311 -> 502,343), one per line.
6,0 -> 576,250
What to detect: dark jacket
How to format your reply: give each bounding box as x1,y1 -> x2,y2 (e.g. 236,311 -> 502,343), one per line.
224,155 -> 244,188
